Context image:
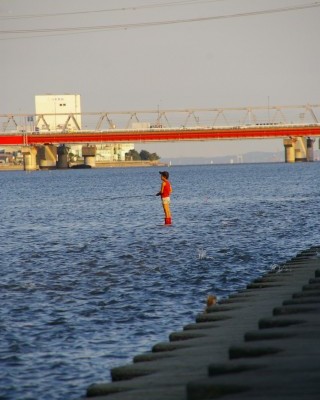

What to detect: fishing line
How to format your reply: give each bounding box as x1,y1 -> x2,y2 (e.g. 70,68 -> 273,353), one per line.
110,194 -> 156,200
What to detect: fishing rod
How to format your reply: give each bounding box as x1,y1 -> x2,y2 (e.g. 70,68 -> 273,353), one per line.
111,194 -> 156,200
90,194 -> 158,201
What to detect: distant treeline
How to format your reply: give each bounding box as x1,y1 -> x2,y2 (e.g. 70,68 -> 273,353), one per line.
125,149 -> 160,161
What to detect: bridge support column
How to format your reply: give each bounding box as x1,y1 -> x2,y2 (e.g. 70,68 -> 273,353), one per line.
284,137 -> 313,163
22,147 -> 38,171
57,145 -> 69,169
37,145 -> 57,169
307,138 -> 314,162
283,139 -> 296,163
82,145 -> 96,168
294,137 -> 307,162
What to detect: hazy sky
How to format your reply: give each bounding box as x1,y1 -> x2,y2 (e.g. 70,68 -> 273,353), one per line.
1,0 -> 319,158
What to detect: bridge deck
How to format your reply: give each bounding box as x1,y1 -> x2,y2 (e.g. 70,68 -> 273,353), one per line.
1,125 -> 319,146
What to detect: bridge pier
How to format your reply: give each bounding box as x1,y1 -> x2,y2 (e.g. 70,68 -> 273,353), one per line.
37,145 -> 57,169
283,137 -> 314,163
57,145 -> 69,169
283,139 -> 296,163
307,138 -> 314,162
295,137 -> 307,162
82,145 -> 96,168
22,147 -> 38,171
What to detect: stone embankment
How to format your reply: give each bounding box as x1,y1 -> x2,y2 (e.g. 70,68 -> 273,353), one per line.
0,164 -> 23,171
84,246 -> 320,400
0,161 -> 166,171
94,161 -> 167,168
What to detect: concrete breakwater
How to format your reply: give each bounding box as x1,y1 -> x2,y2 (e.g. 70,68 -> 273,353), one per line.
0,160 -> 165,171
85,246 -> 320,400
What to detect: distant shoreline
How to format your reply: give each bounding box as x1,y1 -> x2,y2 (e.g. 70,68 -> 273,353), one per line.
0,165 -> 23,171
94,161 -> 167,168
0,161 -> 167,172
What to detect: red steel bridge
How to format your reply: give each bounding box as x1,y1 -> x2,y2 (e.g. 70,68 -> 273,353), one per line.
0,104 -> 319,146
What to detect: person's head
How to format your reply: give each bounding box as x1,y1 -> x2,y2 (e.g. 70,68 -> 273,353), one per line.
207,295 -> 217,307
159,171 -> 169,180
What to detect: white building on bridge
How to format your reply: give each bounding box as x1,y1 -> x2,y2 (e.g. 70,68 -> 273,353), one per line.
35,94 -> 134,161
35,94 -> 82,132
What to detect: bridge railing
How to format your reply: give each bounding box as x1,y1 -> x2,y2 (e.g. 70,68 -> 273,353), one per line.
0,104 -> 319,134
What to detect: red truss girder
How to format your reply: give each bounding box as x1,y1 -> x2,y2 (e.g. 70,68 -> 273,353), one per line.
0,126 -> 319,146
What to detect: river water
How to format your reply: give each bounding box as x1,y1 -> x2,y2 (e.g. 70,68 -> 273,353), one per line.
1,163 -> 319,400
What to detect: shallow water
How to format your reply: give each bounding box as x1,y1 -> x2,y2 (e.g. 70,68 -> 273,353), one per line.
0,163 -> 319,399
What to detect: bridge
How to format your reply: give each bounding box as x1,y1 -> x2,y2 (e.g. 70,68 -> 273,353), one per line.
1,103 -> 319,169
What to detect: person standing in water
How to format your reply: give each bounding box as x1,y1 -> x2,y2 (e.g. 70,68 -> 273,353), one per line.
156,171 -> 172,225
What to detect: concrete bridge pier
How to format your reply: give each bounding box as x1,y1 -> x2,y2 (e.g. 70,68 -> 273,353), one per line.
294,137 -> 307,162
307,138 -> 314,162
37,144 -> 57,169
82,145 -> 96,168
57,145 -> 69,169
22,147 -> 38,171
283,138 -> 296,163
283,137 -> 313,163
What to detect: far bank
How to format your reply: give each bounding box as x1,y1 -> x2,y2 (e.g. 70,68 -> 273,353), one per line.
0,160 -> 168,172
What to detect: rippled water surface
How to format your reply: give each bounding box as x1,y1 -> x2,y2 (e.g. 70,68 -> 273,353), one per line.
1,163 -> 320,399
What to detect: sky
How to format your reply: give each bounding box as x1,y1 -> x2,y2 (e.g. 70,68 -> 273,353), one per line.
1,0 -> 319,159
